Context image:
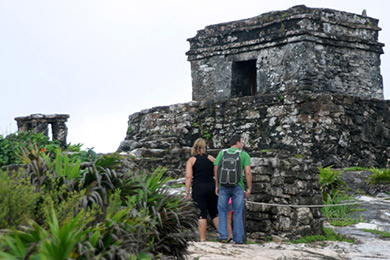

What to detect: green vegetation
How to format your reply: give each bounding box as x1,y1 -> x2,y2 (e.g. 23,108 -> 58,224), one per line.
0,131 -> 197,259
281,12 -> 289,18
321,191 -> 357,221
202,130 -> 211,140
319,166 -> 363,227
319,166 -> 346,200
342,166 -> 367,171
0,171 -> 40,229
367,167 -> 390,184
191,122 -> 212,140
328,214 -> 364,227
291,227 -> 354,244
360,229 -> 390,238
0,131 -> 82,167
328,219 -> 358,227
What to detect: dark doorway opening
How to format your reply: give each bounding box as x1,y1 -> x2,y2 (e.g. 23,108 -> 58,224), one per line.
231,59 -> 257,97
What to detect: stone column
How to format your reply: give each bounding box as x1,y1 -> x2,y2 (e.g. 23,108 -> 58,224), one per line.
51,119 -> 69,148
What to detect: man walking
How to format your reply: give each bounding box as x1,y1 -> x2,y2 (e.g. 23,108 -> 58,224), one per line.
214,134 -> 252,244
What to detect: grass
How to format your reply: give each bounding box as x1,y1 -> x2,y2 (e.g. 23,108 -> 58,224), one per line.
321,191 -> 358,220
343,166 -> 367,171
360,229 -> 390,238
291,227 -> 355,244
329,218 -> 359,227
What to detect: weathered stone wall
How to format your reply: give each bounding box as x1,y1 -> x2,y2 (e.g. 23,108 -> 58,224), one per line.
246,152 -> 322,240
186,5 -> 384,101
119,94 -> 390,171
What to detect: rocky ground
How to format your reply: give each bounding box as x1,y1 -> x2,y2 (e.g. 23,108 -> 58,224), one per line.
186,194 -> 390,260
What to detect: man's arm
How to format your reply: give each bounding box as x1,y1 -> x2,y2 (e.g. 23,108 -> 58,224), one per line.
244,165 -> 252,198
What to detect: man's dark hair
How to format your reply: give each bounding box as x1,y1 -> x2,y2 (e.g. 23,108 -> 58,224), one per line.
229,134 -> 242,146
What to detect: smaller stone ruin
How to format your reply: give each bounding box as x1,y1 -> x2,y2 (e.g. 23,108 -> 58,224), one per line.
14,114 -> 69,147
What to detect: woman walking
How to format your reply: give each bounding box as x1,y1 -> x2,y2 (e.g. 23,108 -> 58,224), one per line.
185,138 -> 219,242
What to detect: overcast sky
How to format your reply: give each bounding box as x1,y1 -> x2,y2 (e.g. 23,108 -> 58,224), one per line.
1,0 -> 388,153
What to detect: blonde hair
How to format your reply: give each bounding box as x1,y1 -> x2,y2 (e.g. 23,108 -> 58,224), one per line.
191,138 -> 206,156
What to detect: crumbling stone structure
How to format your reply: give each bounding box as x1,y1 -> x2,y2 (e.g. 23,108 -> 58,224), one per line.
15,114 -> 69,147
187,5 -> 384,101
119,5 -> 389,240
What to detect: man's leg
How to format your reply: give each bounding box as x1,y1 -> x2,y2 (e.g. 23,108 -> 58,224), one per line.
232,186 -> 245,243
217,186 -> 230,241
227,212 -> 233,240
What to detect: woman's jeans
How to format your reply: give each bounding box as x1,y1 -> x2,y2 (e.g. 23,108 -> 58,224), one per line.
218,185 -> 245,243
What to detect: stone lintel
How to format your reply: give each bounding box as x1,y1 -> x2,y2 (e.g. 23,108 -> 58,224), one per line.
15,113 -> 70,122
186,5 -> 384,60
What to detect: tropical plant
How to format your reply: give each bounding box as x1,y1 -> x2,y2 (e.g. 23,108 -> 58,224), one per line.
0,210 -> 92,260
127,167 -> 198,259
319,165 -> 346,200
76,208 -> 159,259
367,167 -> 390,184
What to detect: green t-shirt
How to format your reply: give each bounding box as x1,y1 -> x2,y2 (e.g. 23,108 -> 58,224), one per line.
214,147 -> 251,190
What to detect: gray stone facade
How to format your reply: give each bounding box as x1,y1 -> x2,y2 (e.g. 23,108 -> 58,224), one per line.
186,5 -> 384,101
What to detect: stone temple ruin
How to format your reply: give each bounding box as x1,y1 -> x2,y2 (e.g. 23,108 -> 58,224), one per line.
187,5 -> 384,101
118,5 -> 390,240
15,114 -> 69,148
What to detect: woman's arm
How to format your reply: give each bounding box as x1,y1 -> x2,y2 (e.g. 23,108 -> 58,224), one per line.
185,157 -> 195,199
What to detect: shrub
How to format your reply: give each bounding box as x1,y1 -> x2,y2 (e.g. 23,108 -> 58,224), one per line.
0,131 -> 62,167
0,167 -> 197,259
0,141 -> 197,259
0,170 -> 40,229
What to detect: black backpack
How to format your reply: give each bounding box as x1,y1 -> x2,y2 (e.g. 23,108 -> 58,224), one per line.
217,149 -> 242,186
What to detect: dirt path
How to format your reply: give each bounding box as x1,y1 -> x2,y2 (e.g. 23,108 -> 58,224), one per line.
187,195 -> 390,260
